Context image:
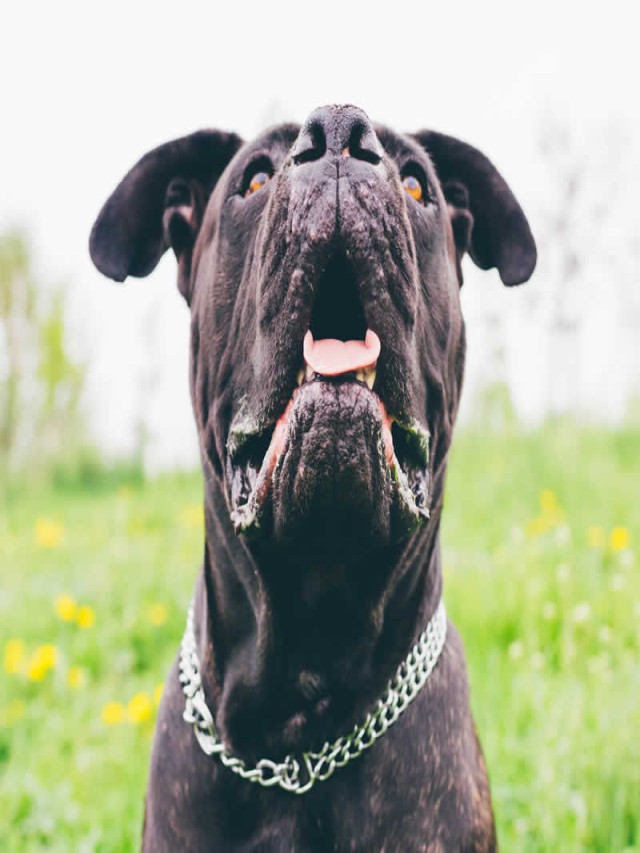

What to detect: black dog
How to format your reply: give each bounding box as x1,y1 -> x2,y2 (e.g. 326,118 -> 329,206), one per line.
90,105 -> 535,851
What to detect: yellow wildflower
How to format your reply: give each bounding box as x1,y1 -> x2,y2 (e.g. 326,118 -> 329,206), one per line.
587,526 -> 605,548
76,606 -> 96,629
179,504 -> 204,530
67,666 -> 86,689
154,683 -> 164,707
34,518 -> 64,549
609,527 -> 630,552
3,639 -> 26,675
38,644 -> 58,668
27,659 -> 47,681
102,701 -> 125,725
27,645 -> 57,681
539,489 -> 558,514
147,603 -> 167,627
54,594 -> 77,622
127,691 -> 153,724
525,516 -> 551,537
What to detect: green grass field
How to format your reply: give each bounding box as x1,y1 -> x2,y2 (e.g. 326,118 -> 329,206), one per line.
1,421 -> 638,851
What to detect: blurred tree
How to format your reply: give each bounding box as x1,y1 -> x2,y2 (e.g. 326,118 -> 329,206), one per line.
521,113 -> 640,419
0,229 -> 84,473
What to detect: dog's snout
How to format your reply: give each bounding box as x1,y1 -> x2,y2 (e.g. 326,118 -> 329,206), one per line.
292,105 -> 382,166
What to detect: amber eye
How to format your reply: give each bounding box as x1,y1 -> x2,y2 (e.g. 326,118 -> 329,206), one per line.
402,174 -> 424,204
245,171 -> 270,197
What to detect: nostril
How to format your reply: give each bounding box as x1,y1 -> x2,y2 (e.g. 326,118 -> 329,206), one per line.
292,120 -> 326,165
348,122 -> 382,166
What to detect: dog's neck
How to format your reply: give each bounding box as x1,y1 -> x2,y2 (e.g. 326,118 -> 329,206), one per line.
195,477 -> 444,763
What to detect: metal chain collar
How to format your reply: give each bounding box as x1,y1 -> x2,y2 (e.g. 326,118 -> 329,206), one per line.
178,598 -> 447,795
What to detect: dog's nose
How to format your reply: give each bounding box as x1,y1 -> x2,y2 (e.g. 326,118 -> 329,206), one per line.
292,105 -> 383,166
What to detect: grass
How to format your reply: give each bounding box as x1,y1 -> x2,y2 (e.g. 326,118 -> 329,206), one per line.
0,421 -> 638,851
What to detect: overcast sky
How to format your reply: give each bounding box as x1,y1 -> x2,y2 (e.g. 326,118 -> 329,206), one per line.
2,1 -> 638,468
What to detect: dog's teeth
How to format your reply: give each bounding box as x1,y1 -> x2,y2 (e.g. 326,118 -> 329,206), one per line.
365,370 -> 376,390
306,364 -> 314,381
355,370 -> 365,383
297,368 -> 305,387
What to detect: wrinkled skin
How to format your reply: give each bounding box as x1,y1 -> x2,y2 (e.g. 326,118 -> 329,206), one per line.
90,105 -> 536,851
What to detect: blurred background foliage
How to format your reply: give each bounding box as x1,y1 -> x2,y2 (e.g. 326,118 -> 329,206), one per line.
1,231 -> 85,480
0,230 -> 142,493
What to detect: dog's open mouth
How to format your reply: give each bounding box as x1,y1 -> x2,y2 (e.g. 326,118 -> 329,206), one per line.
227,254 -> 430,541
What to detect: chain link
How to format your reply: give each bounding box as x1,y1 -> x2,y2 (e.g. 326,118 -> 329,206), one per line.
178,598 -> 446,795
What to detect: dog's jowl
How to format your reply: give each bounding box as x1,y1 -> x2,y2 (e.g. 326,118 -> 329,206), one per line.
90,105 -> 535,852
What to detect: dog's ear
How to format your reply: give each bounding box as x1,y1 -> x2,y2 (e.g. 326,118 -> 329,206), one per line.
413,130 -> 536,286
89,130 -> 243,301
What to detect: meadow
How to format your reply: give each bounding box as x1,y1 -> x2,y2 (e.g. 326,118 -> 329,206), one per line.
1,420 -> 638,851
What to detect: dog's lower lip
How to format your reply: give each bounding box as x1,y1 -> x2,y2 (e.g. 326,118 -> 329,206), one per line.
228,385 -> 430,534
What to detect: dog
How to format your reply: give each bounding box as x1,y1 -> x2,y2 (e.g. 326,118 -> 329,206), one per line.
90,104 -> 536,851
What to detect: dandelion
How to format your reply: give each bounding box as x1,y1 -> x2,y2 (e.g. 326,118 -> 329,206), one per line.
27,659 -> 48,682
76,606 -> 96,629
127,691 -> 153,724
67,666 -> 86,689
147,603 -> 168,627
609,527 -> 630,552
539,489 -> 558,514
587,526 -> 605,548
34,518 -> 64,549
572,602 -> 591,624
525,516 -> 549,537
154,683 -> 164,707
179,504 -> 204,530
102,701 -> 125,725
3,639 -> 26,675
54,594 -> 77,622
27,644 -> 58,681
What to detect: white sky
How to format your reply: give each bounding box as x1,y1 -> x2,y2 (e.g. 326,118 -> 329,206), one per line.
2,1 -> 638,468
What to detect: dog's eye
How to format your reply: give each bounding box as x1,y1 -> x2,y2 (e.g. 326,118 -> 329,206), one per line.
245,171 -> 271,197
402,175 -> 424,204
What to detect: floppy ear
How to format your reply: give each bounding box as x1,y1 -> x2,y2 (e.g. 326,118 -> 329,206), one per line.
413,130 -> 537,286
89,129 -> 243,300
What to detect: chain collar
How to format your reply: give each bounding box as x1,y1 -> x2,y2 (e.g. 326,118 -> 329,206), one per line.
178,598 -> 447,795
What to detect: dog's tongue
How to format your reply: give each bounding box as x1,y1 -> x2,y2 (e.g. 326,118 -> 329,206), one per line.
303,330 -> 381,377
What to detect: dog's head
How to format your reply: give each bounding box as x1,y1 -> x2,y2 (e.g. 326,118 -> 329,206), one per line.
91,105 -> 535,570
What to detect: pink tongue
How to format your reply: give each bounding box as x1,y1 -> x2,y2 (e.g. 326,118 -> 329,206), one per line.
303,330 -> 381,377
